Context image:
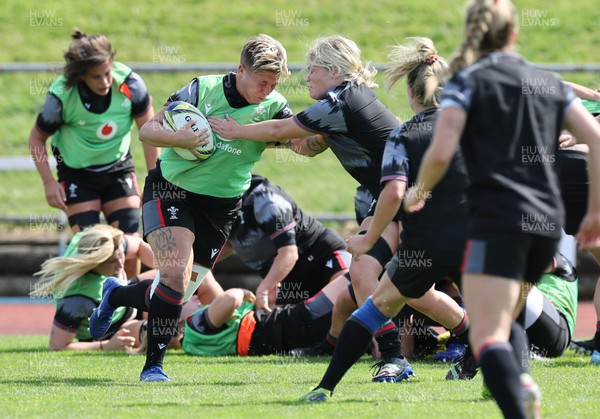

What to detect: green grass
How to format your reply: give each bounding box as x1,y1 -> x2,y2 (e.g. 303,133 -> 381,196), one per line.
1,335 -> 599,418
2,0 -> 600,216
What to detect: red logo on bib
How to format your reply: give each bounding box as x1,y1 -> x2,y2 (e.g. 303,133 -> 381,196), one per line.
97,121 -> 118,140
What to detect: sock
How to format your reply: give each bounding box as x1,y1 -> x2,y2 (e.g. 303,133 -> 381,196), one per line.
143,282 -> 184,371
109,280 -> 152,311
595,321 -> 600,349
318,297 -> 390,392
318,317 -> 376,392
509,321 -> 530,373
478,342 -> 526,419
374,321 -> 402,360
451,311 -> 470,346
306,290 -> 334,319
325,332 -> 338,347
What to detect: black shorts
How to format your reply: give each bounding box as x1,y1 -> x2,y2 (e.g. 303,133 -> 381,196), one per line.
557,150 -> 588,235
365,197 -> 401,223
386,243 -> 462,299
464,230 -> 558,284
249,303 -> 331,355
526,311 -> 570,358
58,162 -> 139,205
141,161 -> 241,268
275,230 -> 351,304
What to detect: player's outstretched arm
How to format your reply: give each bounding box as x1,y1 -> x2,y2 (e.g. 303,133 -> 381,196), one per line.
209,114 -> 311,142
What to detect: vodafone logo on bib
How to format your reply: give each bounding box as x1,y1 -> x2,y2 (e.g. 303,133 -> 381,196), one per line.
97,121 -> 118,140
214,133 -> 242,155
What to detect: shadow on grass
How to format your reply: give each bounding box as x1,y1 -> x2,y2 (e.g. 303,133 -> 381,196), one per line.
0,377 -> 117,386
127,398 -> 378,408
179,356 -> 334,365
0,347 -> 49,354
533,359 -> 592,369
0,376 -> 203,388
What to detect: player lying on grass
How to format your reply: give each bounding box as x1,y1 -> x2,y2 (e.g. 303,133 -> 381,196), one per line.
91,272 -> 350,356
446,251 -> 579,381
30,224 -> 154,351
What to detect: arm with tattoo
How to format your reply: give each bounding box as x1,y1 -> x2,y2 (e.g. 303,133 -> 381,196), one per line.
288,135 -> 329,157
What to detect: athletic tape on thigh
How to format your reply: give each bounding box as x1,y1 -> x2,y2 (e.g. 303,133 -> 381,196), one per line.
347,282 -> 357,305
106,208 -> 141,234
68,211 -> 100,229
357,231 -> 393,267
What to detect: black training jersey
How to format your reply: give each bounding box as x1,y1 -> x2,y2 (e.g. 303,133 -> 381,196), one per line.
36,71 -> 151,135
382,108 -> 469,261
228,175 -> 324,276
249,302 -> 331,355
167,72 -> 293,119
442,52 -> 577,237
294,82 -> 400,198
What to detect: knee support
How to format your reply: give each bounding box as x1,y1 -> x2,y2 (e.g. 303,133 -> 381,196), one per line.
68,211 -> 100,230
106,208 -> 141,234
357,231 -> 394,267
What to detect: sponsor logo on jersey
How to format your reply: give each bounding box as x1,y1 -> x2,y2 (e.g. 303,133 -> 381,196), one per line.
96,121 -> 118,140
167,206 -> 179,220
211,248 -> 220,259
325,259 -> 333,268
158,343 -> 167,350
214,135 -> 243,155
204,103 -> 213,114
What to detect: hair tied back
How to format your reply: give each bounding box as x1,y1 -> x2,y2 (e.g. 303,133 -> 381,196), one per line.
425,55 -> 439,65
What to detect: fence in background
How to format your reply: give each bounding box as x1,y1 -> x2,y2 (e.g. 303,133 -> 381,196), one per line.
2,62 -> 599,226
3,61 -> 600,73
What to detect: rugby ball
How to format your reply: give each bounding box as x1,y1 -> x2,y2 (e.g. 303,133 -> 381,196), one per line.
162,101 -> 215,161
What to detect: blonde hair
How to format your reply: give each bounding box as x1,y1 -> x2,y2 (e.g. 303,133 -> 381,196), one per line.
386,37 -> 448,108
449,0 -> 516,74
306,35 -> 378,88
31,225 -> 123,298
241,34 -> 291,78
64,28 -> 115,88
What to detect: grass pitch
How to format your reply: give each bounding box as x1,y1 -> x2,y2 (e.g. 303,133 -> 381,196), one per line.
2,335 -> 598,418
